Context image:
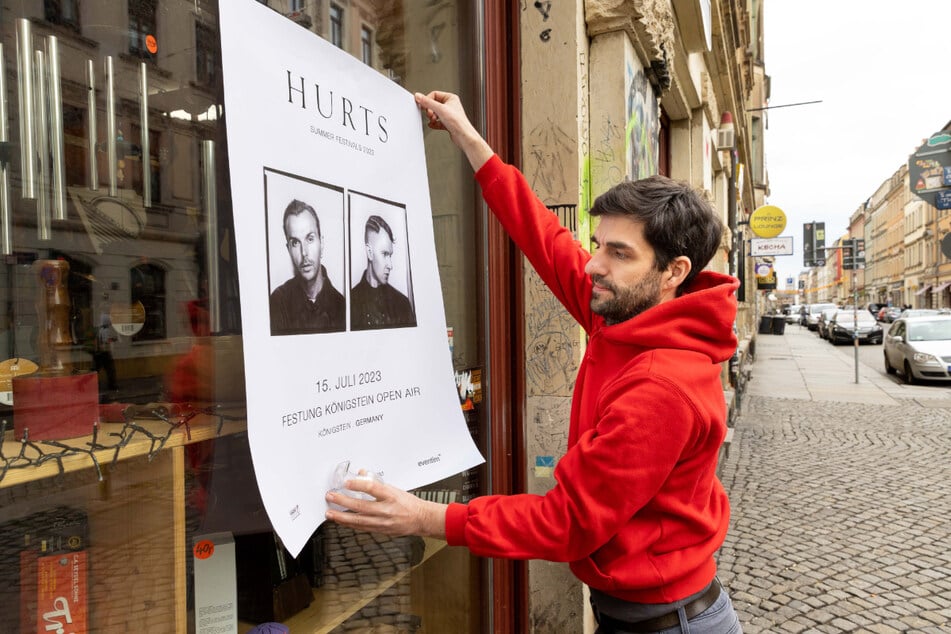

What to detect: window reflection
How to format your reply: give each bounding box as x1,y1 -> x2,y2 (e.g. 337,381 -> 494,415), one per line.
0,1 -> 487,631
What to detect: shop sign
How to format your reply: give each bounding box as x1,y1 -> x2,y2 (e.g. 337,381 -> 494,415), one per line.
754,261 -> 776,290
749,205 -> 787,238
909,131 -> 951,207
750,236 -> 793,256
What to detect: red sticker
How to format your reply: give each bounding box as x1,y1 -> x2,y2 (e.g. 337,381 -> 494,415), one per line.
193,540 -> 215,560
146,34 -> 158,54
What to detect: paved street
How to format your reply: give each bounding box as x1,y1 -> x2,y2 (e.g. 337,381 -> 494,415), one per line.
717,326 -> 951,633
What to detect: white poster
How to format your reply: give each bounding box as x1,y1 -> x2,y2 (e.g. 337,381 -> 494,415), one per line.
219,0 -> 484,556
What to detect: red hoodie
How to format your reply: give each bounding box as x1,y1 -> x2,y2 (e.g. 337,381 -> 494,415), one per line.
444,156 -> 739,604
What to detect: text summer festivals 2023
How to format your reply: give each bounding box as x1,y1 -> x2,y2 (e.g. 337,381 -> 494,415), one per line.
281,385 -> 423,432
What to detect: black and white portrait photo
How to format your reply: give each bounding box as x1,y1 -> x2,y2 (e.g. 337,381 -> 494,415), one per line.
348,192 -> 417,331
265,168 -> 346,335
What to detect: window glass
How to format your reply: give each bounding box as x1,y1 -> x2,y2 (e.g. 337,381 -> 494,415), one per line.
330,3 -> 344,48
0,1 -> 487,632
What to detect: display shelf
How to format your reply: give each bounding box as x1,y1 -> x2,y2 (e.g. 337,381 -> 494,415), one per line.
239,537 -> 446,634
0,408 -> 247,488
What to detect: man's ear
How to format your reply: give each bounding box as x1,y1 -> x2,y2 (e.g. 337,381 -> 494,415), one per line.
365,243 -> 373,260
665,256 -> 692,290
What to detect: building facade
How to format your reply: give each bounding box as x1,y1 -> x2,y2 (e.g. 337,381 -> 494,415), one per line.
0,1 -> 763,632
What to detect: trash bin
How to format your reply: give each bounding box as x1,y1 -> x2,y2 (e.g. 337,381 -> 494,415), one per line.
758,315 -> 773,334
771,315 -> 786,335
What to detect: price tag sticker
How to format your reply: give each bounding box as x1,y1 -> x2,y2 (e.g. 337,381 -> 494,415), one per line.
0,358 -> 39,405
193,539 -> 216,560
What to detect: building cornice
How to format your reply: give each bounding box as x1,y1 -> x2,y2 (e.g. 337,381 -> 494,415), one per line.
585,0 -> 675,91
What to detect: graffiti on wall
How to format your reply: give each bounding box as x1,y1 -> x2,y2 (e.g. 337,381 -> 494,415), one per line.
625,62 -> 660,179
527,120 -> 575,202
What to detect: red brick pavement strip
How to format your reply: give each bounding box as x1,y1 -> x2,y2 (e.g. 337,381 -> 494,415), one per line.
716,396 -> 951,633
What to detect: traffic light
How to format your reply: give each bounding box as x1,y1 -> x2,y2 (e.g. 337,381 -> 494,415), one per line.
854,238 -> 866,269
842,238 -> 866,270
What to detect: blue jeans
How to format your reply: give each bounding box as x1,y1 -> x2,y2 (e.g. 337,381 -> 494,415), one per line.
595,588 -> 743,634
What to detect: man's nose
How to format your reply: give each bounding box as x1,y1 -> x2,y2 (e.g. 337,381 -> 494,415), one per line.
584,252 -> 604,277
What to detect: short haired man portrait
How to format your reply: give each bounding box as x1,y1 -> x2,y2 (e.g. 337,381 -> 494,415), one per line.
350,214 -> 416,331
269,199 -> 345,335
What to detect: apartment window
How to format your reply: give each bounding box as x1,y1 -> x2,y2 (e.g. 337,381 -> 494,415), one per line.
131,263 -> 167,341
196,23 -> 219,87
361,26 -> 373,65
129,0 -> 158,58
290,0 -> 304,10
330,3 -> 344,48
45,0 -> 80,30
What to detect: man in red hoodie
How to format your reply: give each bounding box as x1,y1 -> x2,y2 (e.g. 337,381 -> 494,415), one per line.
326,90 -> 742,633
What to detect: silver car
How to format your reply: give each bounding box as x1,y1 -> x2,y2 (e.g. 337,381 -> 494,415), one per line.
883,316 -> 951,384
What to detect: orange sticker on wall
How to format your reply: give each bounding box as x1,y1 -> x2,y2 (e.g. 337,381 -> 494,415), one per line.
146,34 -> 158,54
193,540 -> 215,560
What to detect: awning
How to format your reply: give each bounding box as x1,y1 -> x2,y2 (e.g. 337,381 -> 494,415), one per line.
934,282 -> 951,293
915,285 -> 933,296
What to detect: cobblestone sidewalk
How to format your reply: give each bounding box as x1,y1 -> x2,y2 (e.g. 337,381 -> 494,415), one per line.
717,395 -> 951,633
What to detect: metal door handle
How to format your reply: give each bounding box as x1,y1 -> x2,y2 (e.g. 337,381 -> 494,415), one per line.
47,36 -> 66,221
34,49 -> 50,240
0,44 -> 12,254
202,140 -> 220,334
139,62 -> 150,207
16,19 -> 35,200
86,59 -> 98,191
105,56 -> 117,197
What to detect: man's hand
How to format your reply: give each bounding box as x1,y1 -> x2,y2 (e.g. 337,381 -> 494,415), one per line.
414,91 -> 493,172
325,476 -> 448,540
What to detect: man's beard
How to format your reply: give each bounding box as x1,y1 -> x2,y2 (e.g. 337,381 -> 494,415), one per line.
590,269 -> 663,325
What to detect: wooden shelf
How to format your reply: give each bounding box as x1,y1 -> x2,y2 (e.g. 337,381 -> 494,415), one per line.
240,537 -> 447,634
0,409 -> 247,488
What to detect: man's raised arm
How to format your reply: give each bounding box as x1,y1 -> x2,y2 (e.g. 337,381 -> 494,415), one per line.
414,91 -> 493,172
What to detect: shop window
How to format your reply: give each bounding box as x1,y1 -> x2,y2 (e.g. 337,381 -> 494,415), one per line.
330,3 -> 344,48
129,0 -> 158,59
44,0 -> 80,31
130,262 -> 166,341
0,1 -> 498,632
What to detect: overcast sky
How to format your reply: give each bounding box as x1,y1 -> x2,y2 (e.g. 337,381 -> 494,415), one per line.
762,0 -> 951,288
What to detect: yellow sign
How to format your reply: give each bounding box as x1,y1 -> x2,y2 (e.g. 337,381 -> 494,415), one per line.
749,205 -> 787,238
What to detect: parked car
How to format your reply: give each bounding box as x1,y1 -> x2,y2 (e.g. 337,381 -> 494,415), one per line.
877,306 -> 903,323
816,307 -> 839,340
785,304 -> 803,324
883,316 -> 951,384
804,303 -> 837,331
828,310 -> 883,345
899,308 -> 941,319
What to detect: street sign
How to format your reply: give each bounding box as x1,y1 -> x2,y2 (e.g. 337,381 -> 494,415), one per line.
909,131 -> 951,207
937,190 -> 951,210
750,236 -> 793,256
